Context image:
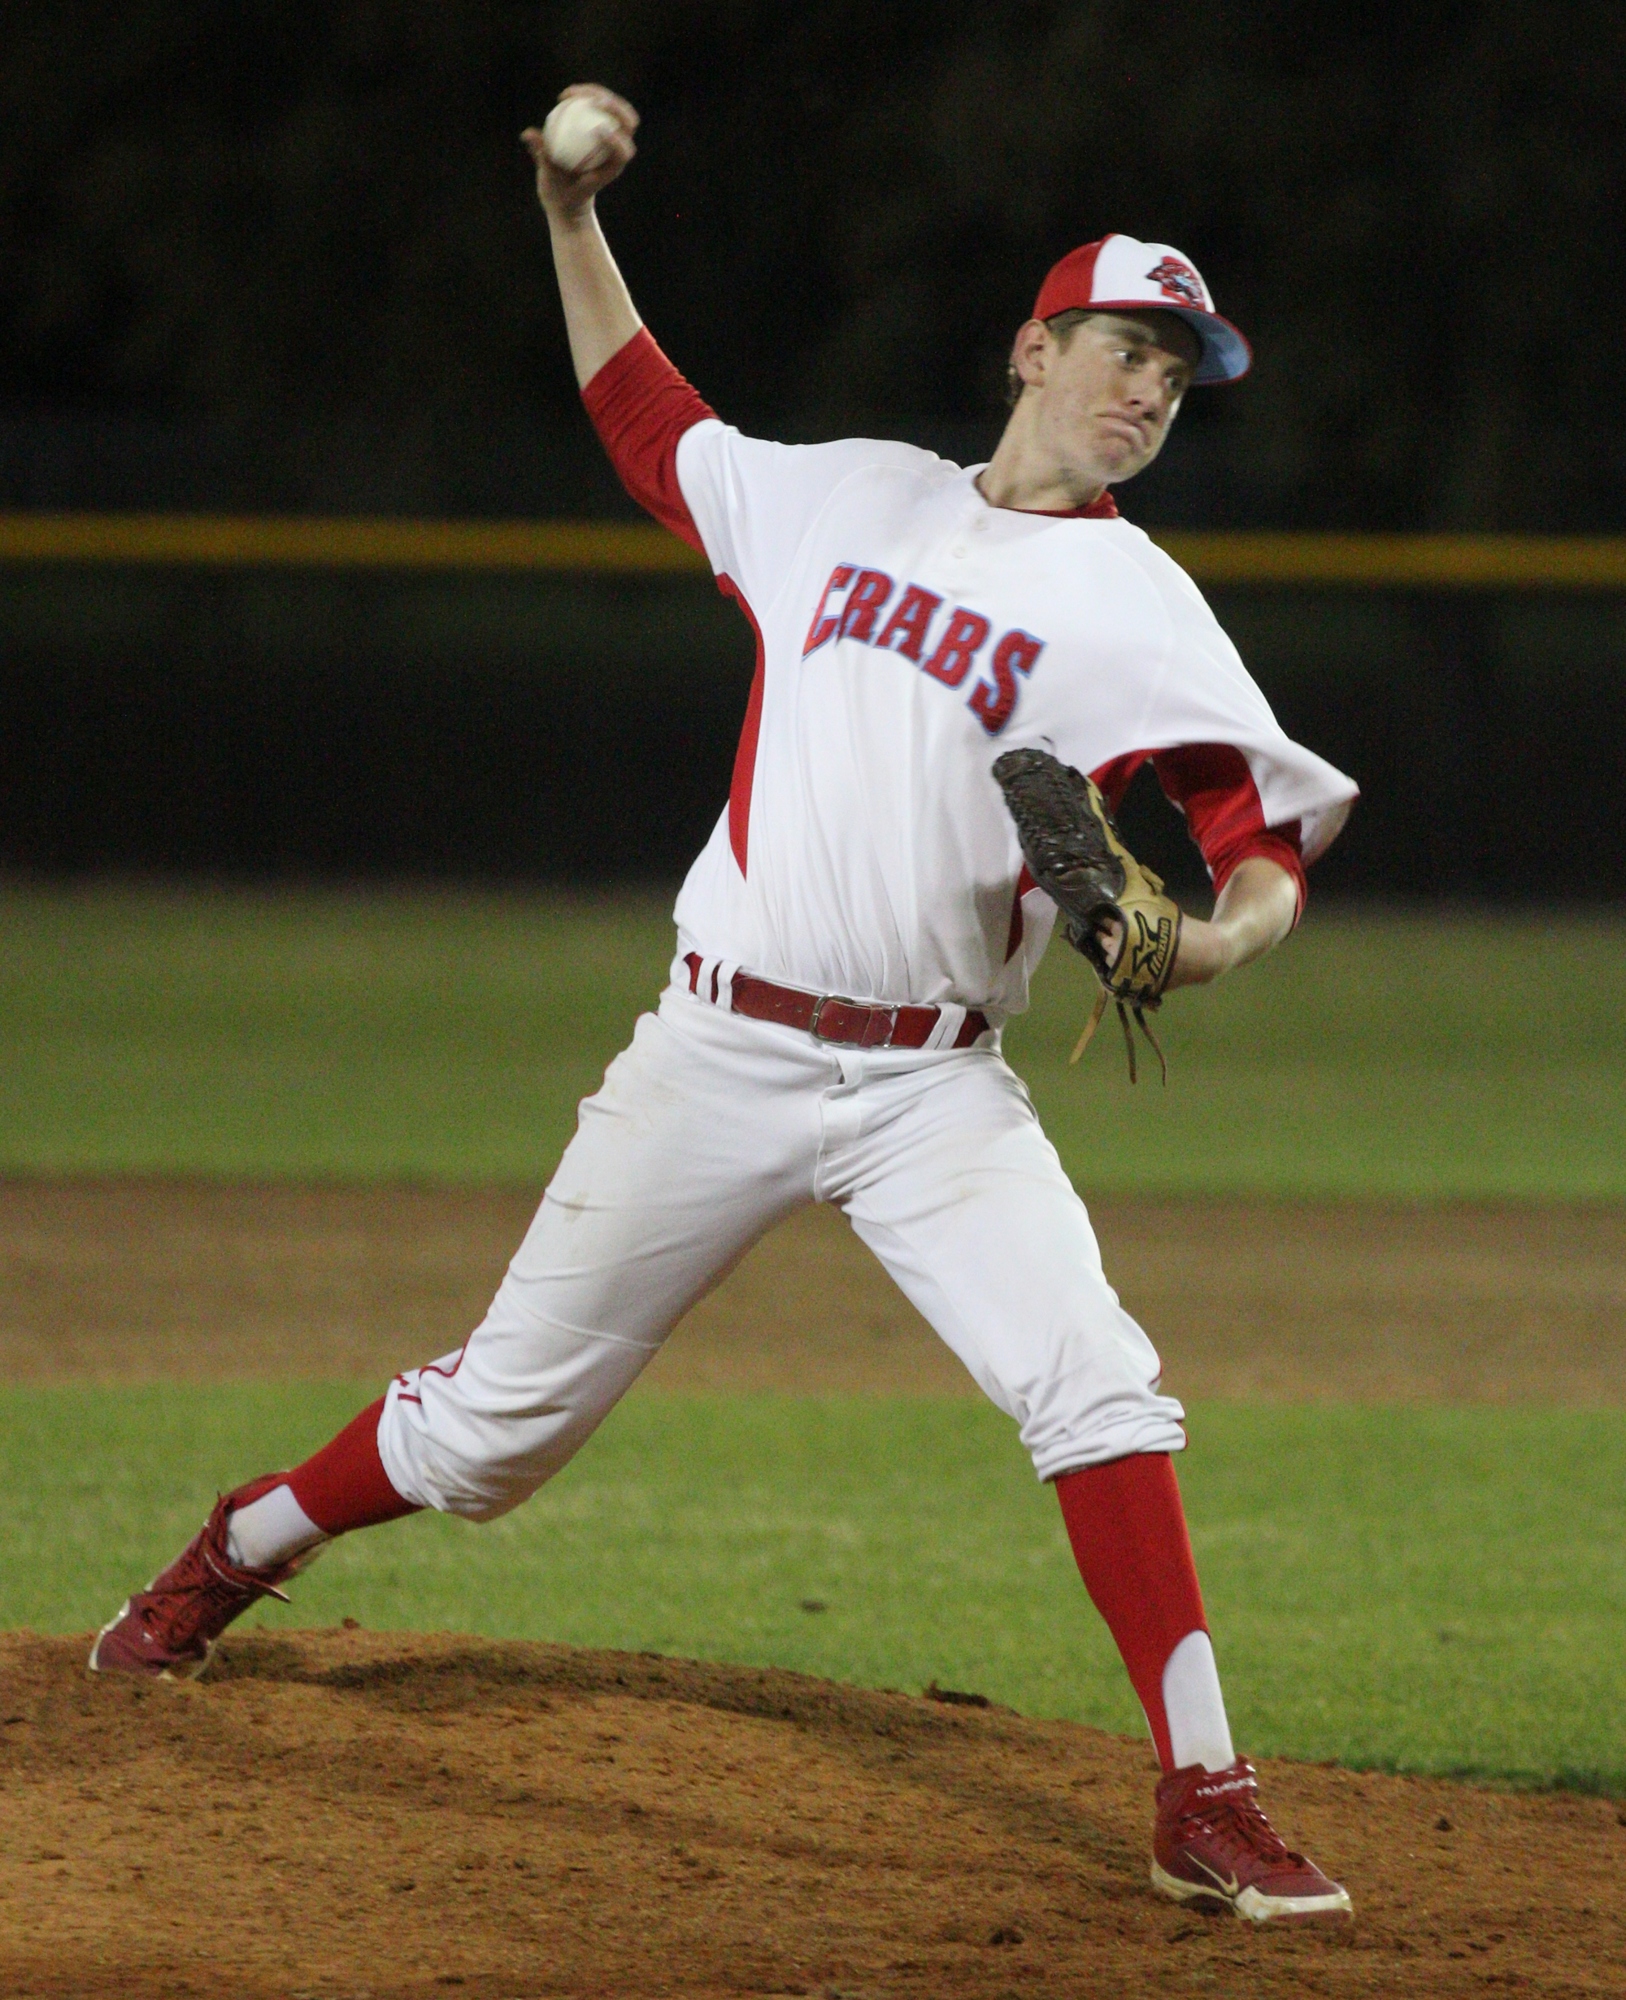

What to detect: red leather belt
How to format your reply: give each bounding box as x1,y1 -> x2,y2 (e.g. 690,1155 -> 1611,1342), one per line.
684,953 -> 988,1051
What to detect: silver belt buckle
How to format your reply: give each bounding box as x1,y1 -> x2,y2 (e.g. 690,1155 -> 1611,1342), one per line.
809,993 -> 904,1047
809,991 -> 878,1042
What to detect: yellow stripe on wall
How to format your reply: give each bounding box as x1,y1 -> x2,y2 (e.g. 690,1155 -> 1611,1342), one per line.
1149,531 -> 1626,589
3,511 -> 1626,587
0,511 -> 710,574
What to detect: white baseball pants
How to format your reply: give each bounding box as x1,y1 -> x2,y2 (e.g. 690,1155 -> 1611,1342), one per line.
378,982 -> 1187,1519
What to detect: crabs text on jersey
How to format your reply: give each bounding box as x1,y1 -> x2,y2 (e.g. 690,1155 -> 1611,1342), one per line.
802,563 -> 1046,736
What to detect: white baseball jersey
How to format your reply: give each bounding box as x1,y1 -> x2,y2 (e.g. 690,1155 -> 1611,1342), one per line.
585,331 -> 1358,1019
379,326 -> 1359,1522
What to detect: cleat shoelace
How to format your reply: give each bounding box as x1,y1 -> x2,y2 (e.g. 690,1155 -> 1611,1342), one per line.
1179,1793 -> 1303,1874
140,1518 -> 289,1653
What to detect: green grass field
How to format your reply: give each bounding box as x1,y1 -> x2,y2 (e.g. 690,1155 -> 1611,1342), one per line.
8,1387 -> 1623,1792
1,882 -> 1623,1195
3,885 -> 1623,1790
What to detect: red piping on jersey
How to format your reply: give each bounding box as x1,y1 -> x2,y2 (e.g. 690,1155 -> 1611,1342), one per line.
1005,866 -> 1037,960
580,327 -> 715,550
720,575 -> 766,876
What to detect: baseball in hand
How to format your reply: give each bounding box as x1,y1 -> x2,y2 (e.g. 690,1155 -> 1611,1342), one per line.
541,97 -> 619,173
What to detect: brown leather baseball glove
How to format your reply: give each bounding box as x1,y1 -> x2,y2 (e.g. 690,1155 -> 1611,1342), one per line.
991,746 -> 1183,1083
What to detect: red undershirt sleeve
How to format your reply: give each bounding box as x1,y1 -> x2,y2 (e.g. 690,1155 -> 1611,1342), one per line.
579,327 -> 718,553
1150,744 -> 1308,917
1087,745 -> 1308,918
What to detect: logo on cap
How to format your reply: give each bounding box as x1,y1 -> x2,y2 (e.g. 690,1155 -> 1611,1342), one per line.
1145,256 -> 1204,308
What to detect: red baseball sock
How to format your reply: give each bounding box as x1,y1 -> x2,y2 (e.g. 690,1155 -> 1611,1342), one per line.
284,1396 -> 420,1537
1055,1452 -> 1207,1773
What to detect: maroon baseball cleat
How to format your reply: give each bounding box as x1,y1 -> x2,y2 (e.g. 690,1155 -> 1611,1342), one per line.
1151,1756 -> 1353,1924
88,1473 -> 307,1681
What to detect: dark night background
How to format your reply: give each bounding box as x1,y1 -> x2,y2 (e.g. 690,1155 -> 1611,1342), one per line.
1,2 -> 1623,891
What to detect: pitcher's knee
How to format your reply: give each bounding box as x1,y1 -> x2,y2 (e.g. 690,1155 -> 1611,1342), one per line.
1021,1381 -> 1190,1484
378,1322 -> 654,1521
380,1387 -> 605,1520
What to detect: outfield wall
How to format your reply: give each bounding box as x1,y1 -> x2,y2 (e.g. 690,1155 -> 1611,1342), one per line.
1,543 -> 1622,895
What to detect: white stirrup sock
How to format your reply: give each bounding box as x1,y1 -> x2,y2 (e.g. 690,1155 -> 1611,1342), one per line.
226,1483 -> 329,1570
1162,1630 -> 1236,1773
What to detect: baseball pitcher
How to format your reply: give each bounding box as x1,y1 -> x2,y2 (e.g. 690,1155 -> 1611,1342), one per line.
92,84 -> 1359,1925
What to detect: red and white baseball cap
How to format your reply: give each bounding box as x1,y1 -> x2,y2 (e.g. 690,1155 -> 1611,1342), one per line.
1032,234 -> 1251,385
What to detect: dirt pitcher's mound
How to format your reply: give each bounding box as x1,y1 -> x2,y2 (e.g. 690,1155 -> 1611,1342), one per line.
4,1633 -> 1623,1999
